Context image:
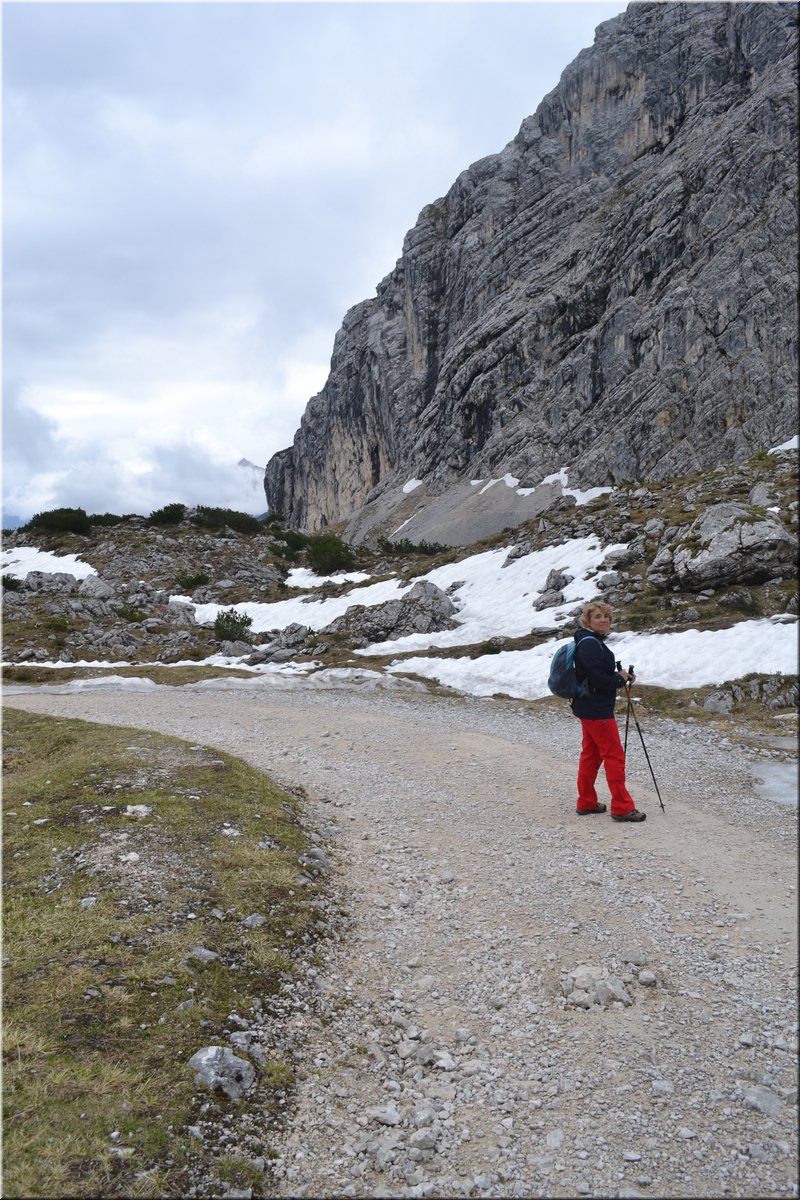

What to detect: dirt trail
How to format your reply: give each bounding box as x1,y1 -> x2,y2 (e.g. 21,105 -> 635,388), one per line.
5,684 -> 798,1198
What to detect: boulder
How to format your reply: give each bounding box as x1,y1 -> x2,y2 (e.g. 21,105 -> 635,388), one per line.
601,539 -> 645,569
748,482 -> 773,508
532,566 -> 573,609
24,571 -> 78,594
322,580 -> 458,646
705,678 -> 798,713
544,568 -> 573,591
167,600 -> 197,626
503,541 -> 535,566
68,597 -> 114,619
647,503 -> 797,591
275,623 -> 313,649
220,640 -> 253,657
186,1046 -> 255,1100
533,589 -> 564,611
596,571 -> 622,591
78,575 -> 115,600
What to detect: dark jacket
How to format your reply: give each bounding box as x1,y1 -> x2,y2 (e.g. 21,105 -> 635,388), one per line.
570,627 -> 626,719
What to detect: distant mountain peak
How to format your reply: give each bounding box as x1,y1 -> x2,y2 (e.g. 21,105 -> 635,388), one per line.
237,458 -> 267,501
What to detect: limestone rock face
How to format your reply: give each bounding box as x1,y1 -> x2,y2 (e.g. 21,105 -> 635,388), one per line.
265,1 -> 798,534
647,501 -> 798,590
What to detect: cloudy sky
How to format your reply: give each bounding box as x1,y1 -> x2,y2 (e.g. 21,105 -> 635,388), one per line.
3,0 -> 628,523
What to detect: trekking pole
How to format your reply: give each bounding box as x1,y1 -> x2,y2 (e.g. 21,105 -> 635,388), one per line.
622,663 -> 666,813
624,685 -> 633,755
618,660 -> 632,754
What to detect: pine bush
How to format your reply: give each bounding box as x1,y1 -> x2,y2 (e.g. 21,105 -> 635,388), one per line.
214,608 -> 254,642
149,503 -> 186,525
306,532 -> 355,574
23,507 -> 91,535
192,507 -> 263,534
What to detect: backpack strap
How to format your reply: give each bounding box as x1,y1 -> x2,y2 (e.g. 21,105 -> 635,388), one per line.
574,632 -> 601,689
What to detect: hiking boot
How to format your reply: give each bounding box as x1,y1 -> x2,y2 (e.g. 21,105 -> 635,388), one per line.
576,803 -> 607,815
611,809 -> 646,823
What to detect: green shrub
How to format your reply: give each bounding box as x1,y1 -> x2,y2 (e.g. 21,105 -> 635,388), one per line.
44,616 -> 70,633
376,535 -> 449,557
176,571 -> 210,591
24,507 -> 91,535
191,507 -> 263,534
306,532 -> 355,574
116,605 -> 146,623
148,503 -> 186,525
2,574 -> 22,591
271,528 -> 310,552
88,512 -> 128,527
214,608 -> 254,643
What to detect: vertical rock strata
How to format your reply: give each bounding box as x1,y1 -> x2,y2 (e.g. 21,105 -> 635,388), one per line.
265,1 -> 798,530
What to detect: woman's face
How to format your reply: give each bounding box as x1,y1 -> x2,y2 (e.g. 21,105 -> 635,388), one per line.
587,608 -> 612,635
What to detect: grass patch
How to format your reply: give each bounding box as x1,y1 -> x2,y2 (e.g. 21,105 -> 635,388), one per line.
2,708 -> 325,1198
2,665 -> 256,688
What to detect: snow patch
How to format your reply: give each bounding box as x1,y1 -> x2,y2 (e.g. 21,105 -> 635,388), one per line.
391,515 -> 418,537
769,435 -> 798,453
186,575 -> 413,635
388,618 -> 798,702
286,567 -> 372,588
0,546 -> 97,579
477,473 -> 523,495
355,536 -> 622,655
540,466 -> 613,506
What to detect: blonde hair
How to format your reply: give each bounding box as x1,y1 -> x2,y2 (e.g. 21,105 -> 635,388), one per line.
580,600 -> 613,629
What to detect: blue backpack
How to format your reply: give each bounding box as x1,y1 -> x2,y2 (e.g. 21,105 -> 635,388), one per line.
548,635 -> 597,699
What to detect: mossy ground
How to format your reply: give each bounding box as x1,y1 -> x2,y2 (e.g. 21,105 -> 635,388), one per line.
2,708 -> 323,1198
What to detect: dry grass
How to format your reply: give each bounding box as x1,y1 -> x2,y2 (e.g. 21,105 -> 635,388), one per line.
2,708 -> 324,1198
2,664 -> 255,688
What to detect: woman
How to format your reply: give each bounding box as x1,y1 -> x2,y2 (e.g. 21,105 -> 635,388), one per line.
571,600 -> 646,822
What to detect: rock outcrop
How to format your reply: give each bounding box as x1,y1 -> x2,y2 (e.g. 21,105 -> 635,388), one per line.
647,501 -> 798,591
321,580 -> 458,648
265,1 -> 798,539
247,580 -> 459,661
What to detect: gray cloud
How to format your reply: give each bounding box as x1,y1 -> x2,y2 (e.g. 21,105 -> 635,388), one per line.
3,379 -> 59,468
3,1 -> 627,521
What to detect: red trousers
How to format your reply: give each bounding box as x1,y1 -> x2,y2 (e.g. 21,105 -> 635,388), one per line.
577,718 -> 635,815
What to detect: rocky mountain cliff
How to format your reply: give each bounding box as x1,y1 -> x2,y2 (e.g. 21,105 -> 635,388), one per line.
264,1 -> 798,542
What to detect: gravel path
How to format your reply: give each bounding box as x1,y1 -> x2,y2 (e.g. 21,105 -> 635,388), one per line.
6,683 -> 798,1199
